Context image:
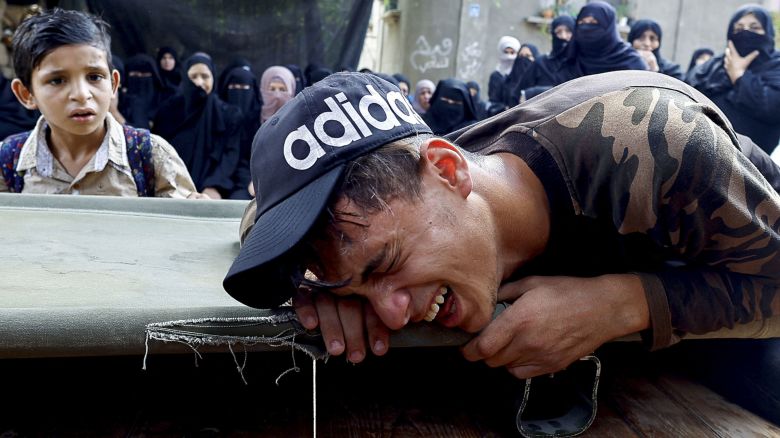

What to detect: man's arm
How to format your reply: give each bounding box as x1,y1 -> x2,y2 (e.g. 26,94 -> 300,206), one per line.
462,274 -> 648,379
467,85 -> 780,376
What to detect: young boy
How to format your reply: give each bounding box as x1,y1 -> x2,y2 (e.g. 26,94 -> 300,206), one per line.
0,8 -> 200,198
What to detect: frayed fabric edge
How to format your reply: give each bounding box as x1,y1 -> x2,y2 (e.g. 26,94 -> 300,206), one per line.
142,309 -> 329,384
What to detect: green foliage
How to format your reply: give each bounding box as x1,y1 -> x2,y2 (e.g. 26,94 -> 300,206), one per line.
773,11 -> 780,47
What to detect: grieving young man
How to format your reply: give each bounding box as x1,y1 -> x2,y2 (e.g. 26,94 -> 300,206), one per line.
224,71 -> 780,383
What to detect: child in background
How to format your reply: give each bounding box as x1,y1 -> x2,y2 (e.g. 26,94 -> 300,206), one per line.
0,8 -> 200,198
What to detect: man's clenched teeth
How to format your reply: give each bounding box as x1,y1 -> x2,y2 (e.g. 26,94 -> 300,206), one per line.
424,286 -> 448,322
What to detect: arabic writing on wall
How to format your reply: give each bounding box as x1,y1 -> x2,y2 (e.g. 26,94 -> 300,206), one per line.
457,41 -> 482,80
410,35 -> 453,73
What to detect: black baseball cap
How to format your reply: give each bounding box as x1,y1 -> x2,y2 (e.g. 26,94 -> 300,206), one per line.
223,72 -> 432,308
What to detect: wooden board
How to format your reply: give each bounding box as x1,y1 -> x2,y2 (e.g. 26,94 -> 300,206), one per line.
1,347 -> 777,437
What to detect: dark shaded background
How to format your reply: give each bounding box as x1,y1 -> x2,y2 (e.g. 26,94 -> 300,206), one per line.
54,0 -> 372,75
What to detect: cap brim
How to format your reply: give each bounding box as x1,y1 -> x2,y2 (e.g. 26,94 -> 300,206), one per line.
223,165 -> 344,308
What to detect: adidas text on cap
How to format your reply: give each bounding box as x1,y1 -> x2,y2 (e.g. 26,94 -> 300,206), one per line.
223,72 -> 432,308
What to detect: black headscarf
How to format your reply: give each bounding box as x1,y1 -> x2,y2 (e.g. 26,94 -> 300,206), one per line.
422,79 -> 479,135
726,4 -> 776,63
503,43 -> 541,106
156,46 -> 182,101
523,16 -> 576,92
218,63 -> 262,199
687,48 -> 714,72
550,15 -> 575,59
466,80 -> 488,120
0,75 -> 38,140
505,15 -> 575,104
520,43 -> 540,61
392,73 -> 411,94
153,53 -> 241,193
628,19 -> 683,80
285,64 -> 306,95
308,67 -> 333,86
561,2 -> 647,79
217,62 -> 261,116
688,4 -> 780,152
122,54 -> 162,129
304,63 -> 322,86
216,57 -> 252,99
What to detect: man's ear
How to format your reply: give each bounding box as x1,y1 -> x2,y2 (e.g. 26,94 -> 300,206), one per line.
11,79 -> 37,110
111,69 -> 120,95
419,137 -> 472,198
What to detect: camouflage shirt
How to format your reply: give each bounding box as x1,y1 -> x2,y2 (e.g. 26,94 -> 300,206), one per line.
449,70 -> 780,350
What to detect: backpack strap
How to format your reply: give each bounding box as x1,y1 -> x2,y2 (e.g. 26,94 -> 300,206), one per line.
0,131 -> 32,193
123,125 -> 156,197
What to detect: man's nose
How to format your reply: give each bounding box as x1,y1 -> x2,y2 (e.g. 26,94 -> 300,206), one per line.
368,287 -> 412,330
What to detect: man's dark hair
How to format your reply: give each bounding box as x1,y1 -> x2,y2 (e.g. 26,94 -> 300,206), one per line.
12,8 -> 113,89
295,133 -> 432,291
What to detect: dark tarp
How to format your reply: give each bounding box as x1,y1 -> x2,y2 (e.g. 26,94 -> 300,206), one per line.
56,0 -> 372,77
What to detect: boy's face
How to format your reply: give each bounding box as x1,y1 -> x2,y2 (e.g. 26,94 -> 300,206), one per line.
14,44 -> 118,139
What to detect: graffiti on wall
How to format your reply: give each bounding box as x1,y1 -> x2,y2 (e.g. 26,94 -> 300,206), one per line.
457,41 -> 483,80
410,35 -> 453,73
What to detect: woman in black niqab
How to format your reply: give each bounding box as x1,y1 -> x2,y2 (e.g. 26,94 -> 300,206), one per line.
558,2 -> 647,83
153,53 -> 242,198
628,19 -> 684,80
502,43 -> 540,106
687,4 -> 780,152
156,46 -> 182,102
122,54 -> 163,129
466,80 -> 488,120
422,79 -> 479,135
507,16 -> 576,104
687,48 -> 714,73
218,63 -> 262,199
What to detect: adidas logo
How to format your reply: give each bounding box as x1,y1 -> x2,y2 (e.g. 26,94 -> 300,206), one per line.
283,84 -> 426,170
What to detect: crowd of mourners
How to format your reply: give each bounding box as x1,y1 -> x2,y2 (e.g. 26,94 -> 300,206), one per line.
0,1 -> 778,199
421,2 -> 779,157
417,2 -> 779,160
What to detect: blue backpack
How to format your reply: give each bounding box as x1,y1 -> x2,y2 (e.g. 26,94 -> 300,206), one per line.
0,125 -> 156,196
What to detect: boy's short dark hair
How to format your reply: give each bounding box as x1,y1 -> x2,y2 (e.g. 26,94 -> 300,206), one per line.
12,8 -> 113,89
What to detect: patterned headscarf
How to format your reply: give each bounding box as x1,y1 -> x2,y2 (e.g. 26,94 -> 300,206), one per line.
260,66 -> 296,123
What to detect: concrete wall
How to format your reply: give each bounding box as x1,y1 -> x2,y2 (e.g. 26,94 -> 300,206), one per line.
394,0 -> 556,93
366,0 -> 777,94
357,0 -> 384,72
397,0 -> 462,85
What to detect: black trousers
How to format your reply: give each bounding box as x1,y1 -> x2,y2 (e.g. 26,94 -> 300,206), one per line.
665,338 -> 780,425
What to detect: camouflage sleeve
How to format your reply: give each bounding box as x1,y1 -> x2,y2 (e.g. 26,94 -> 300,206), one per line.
547,87 -> 780,349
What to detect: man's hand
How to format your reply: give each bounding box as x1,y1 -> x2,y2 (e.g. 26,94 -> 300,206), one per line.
293,289 -> 391,363
201,187 -> 222,199
725,40 -> 759,84
461,274 -> 649,379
